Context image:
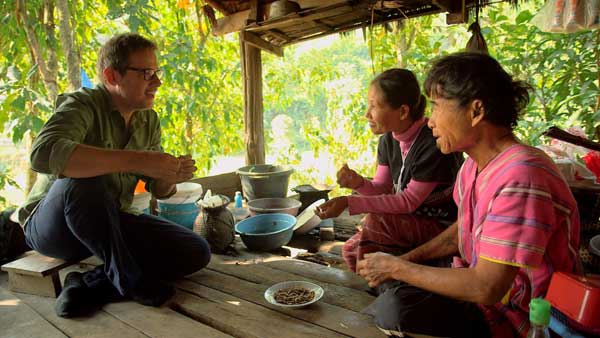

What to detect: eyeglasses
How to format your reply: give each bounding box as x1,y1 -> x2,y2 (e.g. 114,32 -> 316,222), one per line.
126,67 -> 162,80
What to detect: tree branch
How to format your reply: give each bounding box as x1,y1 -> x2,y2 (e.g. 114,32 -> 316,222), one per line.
57,0 -> 80,90
16,0 -> 58,102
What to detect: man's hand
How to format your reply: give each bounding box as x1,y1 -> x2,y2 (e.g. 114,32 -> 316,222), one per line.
138,153 -> 196,184
336,164 -> 364,189
356,252 -> 403,287
175,155 -> 196,183
150,154 -> 196,198
137,152 -> 180,182
314,196 -> 348,219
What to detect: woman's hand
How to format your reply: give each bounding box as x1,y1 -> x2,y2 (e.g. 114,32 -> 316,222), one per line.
336,164 -> 364,189
314,196 -> 348,219
356,252 -> 403,287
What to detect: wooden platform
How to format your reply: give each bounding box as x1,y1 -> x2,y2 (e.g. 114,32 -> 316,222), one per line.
0,244 -> 385,338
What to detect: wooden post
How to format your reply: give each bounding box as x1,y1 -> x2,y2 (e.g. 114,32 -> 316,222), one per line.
240,35 -> 265,165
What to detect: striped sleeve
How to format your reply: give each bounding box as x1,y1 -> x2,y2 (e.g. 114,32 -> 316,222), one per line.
479,169 -> 558,268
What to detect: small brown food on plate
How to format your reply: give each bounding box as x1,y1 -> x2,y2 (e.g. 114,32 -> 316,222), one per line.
273,287 -> 316,305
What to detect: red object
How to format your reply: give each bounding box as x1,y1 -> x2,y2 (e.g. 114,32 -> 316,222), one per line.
583,151 -> 600,182
546,272 -> 600,330
134,180 -> 147,194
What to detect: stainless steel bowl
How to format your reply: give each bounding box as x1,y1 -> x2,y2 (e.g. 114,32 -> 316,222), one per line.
247,197 -> 301,216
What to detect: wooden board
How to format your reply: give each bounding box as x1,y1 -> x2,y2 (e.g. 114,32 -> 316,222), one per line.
1,251 -> 72,277
263,258 -> 368,290
184,269 -> 386,338
206,260 -> 373,312
7,272 -> 61,297
10,292 -> 149,338
172,282 -> 350,338
0,247 -> 381,338
211,0 -> 347,36
103,299 -> 234,338
0,287 -> 68,338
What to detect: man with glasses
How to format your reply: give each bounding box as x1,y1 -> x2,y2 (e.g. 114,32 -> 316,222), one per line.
15,33 -> 211,317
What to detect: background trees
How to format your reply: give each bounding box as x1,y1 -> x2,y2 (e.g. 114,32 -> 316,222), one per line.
1,0 -> 598,207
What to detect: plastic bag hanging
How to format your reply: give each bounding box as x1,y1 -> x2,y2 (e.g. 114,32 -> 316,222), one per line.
465,22 -> 489,54
532,0 -> 600,33
465,1 -> 489,54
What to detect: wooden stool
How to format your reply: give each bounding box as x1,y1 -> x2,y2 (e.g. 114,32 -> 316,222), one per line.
1,251 -> 74,297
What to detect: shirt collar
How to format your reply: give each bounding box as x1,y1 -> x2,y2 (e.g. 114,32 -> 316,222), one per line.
392,117 -> 427,143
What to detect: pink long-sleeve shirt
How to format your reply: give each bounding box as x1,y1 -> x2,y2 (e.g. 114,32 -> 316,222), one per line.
347,118 -> 439,215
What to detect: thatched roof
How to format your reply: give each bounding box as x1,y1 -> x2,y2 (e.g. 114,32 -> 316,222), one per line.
206,0 -> 523,55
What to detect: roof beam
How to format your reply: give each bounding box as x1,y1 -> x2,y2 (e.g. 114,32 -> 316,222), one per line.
205,0 -> 230,16
212,0 -> 347,36
240,30 -> 284,57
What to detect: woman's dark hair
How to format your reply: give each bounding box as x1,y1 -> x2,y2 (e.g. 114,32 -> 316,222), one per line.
371,68 -> 426,121
424,52 -> 531,130
96,33 -> 157,84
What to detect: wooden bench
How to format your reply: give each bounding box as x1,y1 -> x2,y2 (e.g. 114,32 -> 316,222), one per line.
1,251 -> 75,297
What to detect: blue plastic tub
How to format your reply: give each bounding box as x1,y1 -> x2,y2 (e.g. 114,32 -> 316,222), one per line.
157,201 -> 199,230
235,213 -> 296,251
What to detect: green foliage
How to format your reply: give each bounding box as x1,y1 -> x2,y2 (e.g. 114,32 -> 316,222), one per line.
0,0 -> 598,204
486,8 -> 600,143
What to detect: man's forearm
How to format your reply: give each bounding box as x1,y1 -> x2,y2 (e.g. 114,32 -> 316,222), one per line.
402,222 -> 459,262
153,180 -> 176,199
62,144 -> 142,177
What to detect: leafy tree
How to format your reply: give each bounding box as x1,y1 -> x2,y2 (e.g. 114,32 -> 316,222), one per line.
0,1 -> 598,208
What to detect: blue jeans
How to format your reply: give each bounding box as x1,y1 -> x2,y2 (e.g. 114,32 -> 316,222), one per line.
24,176 -> 210,296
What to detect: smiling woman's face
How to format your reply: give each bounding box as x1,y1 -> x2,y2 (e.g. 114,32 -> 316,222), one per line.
365,85 -> 406,135
427,94 -> 475,154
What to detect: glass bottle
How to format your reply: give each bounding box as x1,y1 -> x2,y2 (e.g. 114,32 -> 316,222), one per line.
527,298 -> 551,338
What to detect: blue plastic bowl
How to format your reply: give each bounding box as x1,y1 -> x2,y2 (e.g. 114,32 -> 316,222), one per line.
235,213 -> 296,251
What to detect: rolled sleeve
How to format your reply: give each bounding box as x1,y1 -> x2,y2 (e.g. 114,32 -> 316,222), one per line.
30,94 -> 92,175
48,139 -> 79,175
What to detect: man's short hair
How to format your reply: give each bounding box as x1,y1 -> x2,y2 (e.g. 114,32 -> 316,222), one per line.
96,33 -> 157,84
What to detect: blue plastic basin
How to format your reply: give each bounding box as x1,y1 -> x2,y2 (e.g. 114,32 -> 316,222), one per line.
157,201 -> 199,230
235,213 -> 296,251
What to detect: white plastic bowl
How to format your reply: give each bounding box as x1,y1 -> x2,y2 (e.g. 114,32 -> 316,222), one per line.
264,281 -> 324,308
294,199 -> 324,234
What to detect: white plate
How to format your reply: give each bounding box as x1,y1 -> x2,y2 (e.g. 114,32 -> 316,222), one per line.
264,281 -> 324,308
293,199 -> 325,234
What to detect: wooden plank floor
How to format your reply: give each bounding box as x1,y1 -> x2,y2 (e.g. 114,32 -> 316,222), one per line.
0,240 -> 385,338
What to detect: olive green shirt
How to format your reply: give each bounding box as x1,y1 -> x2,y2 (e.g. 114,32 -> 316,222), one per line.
16,84 -> 166,226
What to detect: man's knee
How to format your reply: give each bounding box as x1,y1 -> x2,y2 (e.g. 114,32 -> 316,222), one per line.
62,176 -> 109,199
182,235 -> 211,275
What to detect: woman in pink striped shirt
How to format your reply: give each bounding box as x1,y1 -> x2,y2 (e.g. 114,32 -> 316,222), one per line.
356,53 -> 582,337
315,69 -> 463,271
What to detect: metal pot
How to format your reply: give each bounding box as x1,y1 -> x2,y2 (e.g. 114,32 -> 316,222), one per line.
292,184 -> 332,213
268,0 -> 301,19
